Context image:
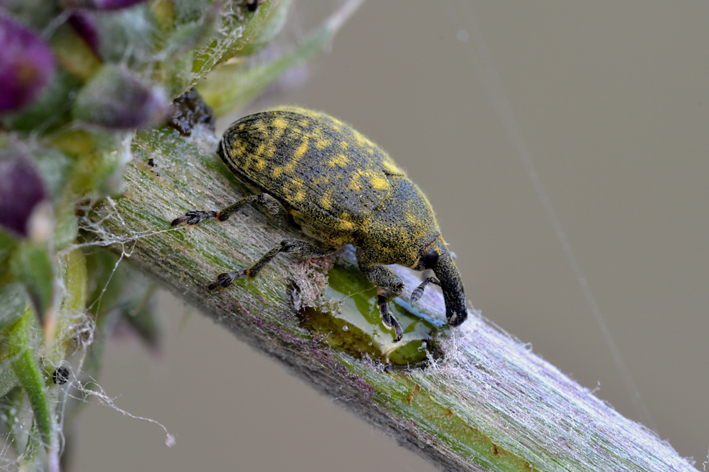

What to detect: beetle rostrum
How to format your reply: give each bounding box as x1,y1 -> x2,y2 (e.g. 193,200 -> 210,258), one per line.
172,107 -> 467,341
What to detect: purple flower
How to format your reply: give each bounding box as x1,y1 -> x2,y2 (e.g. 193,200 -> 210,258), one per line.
0,15 -> 55,113
73,64 -> 173,130
0,150 -> 48,238
61,0 -> 147,11
68,10 -> 100,55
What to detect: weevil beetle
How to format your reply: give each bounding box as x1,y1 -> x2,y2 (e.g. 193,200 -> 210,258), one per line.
172,107 -> 467,341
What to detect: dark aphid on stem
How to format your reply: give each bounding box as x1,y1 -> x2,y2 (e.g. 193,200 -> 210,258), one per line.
53,366 -> 70,385
172,107 -> 467,341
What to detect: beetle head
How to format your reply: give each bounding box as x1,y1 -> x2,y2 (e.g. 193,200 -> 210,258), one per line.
418,237 -> 467,327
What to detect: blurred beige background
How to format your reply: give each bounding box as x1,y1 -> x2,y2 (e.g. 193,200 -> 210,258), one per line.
75,2 -> 709,471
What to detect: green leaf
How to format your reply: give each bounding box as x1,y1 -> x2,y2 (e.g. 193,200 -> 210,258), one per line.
49,22 -> 102,81
0,68 -> 82,135
32,147 -> 74,201
52,206 -> 79,251
217,0 -> 291,62
0,230 -> 19,283
93,5 -> 157,65
9,241 -> 53,324
0,283 -> 29,334
197,0 -> 362,116
1,387 -> 24,456
0,361 -> 19,400
6,307 -> 52,447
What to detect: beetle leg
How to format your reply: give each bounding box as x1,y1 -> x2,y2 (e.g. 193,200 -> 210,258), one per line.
171,210 -> 217,226
410,277 -> 441,302
172,193 -> 288,226
209,239 -> 331,289
208,269 -> 248,290
358,264 -> 405,342
358,264 -> 404,299
216,193 -> 289,222
378,295 -> 403,342
253,193 -> 289,223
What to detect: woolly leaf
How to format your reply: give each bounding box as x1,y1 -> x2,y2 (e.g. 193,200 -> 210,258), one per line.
0,283 -> 28,334
6,308 -> 52,447
9,241 -> 53,324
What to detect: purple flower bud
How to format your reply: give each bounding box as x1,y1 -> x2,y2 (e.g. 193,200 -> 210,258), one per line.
0,150 -> 48,238
0,15 -> 55,113
62,0 -> 147,11
68,11 -> 100,55
73,64 -> 173,130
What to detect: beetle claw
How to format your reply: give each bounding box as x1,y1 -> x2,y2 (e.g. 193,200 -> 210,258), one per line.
208,269 -> 248,290
171,210 -> 217,226
410,277 -> 441,302
382,314 -> 403,343
378,295 -> 403,342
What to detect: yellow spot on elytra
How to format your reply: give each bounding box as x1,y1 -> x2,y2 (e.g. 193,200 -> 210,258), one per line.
320,192 -> 332,210
293,189 -> 306,202
329,153 -> 350,168
284,178 -> 304,190
265,144 -> 276,157
294,141 -> 309,159
281,179 -> 305,203
283,159 -> 298,176
371,176 -> 388,190
254,158 -> 266,171
339,141 -> 349,150
315,138 -> 332,150
349,175 -> 361,191
272,117 -> 288,129
273,167 -> 283,178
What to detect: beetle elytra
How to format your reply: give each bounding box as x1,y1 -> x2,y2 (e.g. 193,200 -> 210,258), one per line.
172,107 -> 467,341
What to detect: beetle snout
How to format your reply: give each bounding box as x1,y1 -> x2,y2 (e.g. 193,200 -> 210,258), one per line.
446,307 -> 467,327
429,239 -> 468,328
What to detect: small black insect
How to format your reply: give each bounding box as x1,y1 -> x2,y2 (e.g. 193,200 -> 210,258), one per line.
246,0 -> 259,12
53,366 -> 70,385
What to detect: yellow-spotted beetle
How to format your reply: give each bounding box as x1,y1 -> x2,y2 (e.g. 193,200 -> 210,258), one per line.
172,107 -> 467,341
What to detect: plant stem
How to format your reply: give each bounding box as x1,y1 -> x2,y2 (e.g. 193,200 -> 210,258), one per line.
86,125 -> 695,472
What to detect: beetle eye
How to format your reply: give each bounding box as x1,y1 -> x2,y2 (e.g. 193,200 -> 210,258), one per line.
420,246 -> 439,269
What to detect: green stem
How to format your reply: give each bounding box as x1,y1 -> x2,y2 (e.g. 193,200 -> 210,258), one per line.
197,0 -> 365,116
85,125 -> 694,472
7,308 -> 53,451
